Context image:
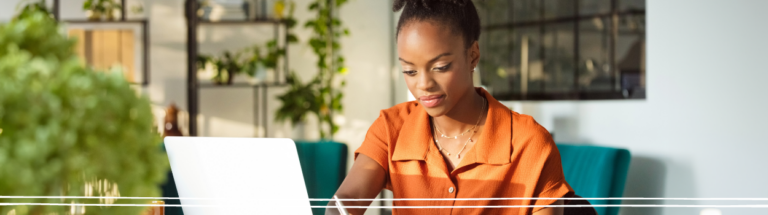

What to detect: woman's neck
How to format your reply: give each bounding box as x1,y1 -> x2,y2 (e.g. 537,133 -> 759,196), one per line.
433,88 -> 486,136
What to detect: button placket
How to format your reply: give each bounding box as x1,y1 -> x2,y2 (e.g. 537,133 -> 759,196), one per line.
447,183 -> 457,215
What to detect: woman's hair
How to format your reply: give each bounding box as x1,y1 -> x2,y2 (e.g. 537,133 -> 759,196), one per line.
393,0 -> 481,49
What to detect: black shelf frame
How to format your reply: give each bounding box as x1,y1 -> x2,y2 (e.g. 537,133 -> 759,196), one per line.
479,0 -> 646,101
185,0 -> 289,137
52,0 -> 151,86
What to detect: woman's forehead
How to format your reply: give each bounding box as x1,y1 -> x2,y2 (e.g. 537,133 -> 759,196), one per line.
397,21 -> 463,62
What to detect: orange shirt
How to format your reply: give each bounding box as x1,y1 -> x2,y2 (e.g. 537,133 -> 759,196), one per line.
355,88 -> 573,215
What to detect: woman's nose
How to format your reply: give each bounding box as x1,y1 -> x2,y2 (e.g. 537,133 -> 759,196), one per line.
416,70 -> 436,92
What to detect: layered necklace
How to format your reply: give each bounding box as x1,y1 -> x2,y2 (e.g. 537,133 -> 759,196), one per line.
432,97 -> 487,159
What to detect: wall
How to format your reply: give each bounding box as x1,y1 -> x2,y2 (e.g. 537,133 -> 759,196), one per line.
500,1 -> 768,214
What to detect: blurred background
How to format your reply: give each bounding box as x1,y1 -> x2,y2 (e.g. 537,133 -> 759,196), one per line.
0,0 -> 766,215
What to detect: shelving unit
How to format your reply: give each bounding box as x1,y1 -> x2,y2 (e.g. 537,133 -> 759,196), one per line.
185,0 -> 290,137
52,0 -> 151,86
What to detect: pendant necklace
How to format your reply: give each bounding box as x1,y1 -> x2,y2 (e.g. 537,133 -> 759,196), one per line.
433,97 -> 486,159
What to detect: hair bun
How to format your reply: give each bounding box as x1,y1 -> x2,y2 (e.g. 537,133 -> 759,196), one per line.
393,0 -> 469,12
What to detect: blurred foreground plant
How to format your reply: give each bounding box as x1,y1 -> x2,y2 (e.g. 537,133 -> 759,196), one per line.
0,11 -> 168,215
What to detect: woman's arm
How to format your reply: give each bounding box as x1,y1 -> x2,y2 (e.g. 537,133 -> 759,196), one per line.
532,200 -> 564,215
325,154 -> 387,215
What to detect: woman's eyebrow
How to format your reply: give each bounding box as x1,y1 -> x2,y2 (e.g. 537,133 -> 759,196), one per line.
427,53 -> 452,64
398,52 -> 453,65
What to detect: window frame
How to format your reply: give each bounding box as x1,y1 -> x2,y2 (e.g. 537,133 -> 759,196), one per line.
478,0 -> 646,100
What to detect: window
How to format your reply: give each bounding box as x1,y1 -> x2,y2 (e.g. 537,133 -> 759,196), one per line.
476,0 -> 645,100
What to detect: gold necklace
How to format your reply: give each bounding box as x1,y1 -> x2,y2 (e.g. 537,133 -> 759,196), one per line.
433,98 -> 487,159
434,97 -> 486,139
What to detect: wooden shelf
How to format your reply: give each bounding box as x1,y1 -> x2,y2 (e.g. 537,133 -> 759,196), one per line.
198,82 -> 289,88
198,19 -> 284,25
61,19 -> 148,24
185,0 -> 290,136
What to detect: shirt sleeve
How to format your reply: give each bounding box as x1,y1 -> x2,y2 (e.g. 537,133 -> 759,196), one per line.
354,112 -> 390,174
530,129 -> 574,214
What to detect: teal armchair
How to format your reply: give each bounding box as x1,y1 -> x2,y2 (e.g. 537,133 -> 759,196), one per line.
556,144 -> 631,215
293,140 -> 349,215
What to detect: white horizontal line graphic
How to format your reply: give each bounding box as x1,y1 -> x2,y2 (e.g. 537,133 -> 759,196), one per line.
0,203 -> 767,208
1,196 -> 767,201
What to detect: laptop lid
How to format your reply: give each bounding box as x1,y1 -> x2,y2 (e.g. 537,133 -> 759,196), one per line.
164,137 -> 312,215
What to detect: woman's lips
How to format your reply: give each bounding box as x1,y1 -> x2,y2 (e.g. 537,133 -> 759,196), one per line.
419,95 -> 445,108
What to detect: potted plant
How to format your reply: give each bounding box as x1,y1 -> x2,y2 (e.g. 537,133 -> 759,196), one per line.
83,0 -> 121,20
0,10 -> 168,215
197,51 -> 245,85
104,0 -> 122,20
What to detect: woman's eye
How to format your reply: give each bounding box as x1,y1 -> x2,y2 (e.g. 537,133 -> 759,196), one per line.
432,64 -> 451,71
402,70 -> 417,76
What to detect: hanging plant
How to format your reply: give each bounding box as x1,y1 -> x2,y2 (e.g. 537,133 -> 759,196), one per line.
275,0 -> 349,140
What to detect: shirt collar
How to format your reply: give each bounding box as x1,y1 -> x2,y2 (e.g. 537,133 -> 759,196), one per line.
391,88 -> 513,165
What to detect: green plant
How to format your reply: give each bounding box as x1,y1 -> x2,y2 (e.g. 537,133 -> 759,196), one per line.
202,50 -> 244,85
195,0 -> 299,85
83,0 -> 122,20
197,50 -> 252,85
3,3 -> 71,62
276,0 -> 349,139
0,11 -> 168,215
15,0 -> 52,21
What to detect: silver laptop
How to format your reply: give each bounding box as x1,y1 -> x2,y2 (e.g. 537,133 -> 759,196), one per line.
164,137 -> 313,215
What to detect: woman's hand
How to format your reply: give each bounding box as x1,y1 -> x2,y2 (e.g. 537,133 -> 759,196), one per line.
325,154 -> 387,215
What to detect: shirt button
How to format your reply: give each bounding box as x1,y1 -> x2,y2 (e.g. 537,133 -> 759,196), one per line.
448,187 -> 455,193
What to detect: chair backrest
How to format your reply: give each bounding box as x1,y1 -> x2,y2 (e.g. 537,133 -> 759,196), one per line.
556,144 -> 631,215
294,140 -> 349,215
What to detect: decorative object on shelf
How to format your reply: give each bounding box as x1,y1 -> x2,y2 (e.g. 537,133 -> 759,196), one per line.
196,0 -> 249,21
197,0 -> 213,21
128,1 -> 146,19
243,0 -> 273,20
83,0 -> 123,21
273,0 -> 285,19
276,0 -> 350,140
164,103 -> 184,137
0,11 -> 168,215
196,51 -> 243,85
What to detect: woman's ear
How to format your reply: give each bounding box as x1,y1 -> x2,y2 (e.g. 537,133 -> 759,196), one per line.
468,41 -> 480,71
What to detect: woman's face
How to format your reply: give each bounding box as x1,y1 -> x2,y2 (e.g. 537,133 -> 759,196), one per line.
397,21 -> 479,117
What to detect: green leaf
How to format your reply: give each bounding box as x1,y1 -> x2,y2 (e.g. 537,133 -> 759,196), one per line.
287,34 -> 299,43
336,0 -> 348,7
83,0 -> 93,10
285,18 -> 297,28
309,2 -> 320,10
304,20 -> 317,28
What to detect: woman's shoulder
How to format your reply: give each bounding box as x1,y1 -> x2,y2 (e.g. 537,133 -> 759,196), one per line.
377,101 -> 421,122
509,111 -> 555,148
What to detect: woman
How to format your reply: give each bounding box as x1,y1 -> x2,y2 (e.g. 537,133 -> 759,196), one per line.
329,0 -> 573,214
